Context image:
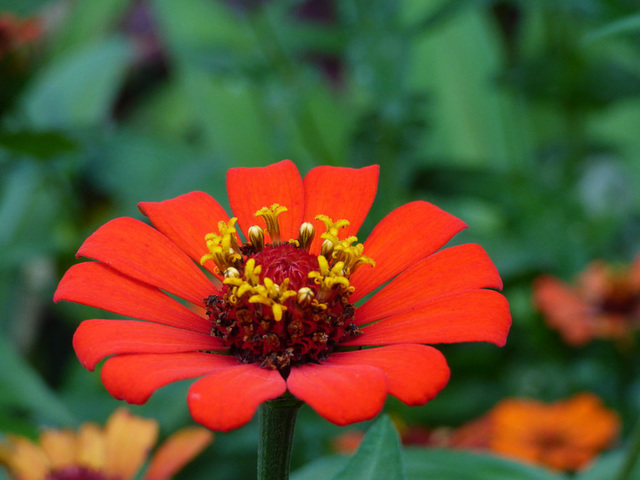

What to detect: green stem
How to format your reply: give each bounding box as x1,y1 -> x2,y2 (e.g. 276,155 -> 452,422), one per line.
615,416 -> 640,480
257,396 -> 303,480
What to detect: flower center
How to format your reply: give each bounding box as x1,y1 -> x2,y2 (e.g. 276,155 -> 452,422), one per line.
46,466 -> 111,480
598,282 -> 640,317
201,204 -> 374,373
251,243 -> 318,290
584,268 -> 640,319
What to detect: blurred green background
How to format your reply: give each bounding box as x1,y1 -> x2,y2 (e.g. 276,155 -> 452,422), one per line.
2,0 -> 640,478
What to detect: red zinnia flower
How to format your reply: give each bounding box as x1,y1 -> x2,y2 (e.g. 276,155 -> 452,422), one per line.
54,160 -> 511,432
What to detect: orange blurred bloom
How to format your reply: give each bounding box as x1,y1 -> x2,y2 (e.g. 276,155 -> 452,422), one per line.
0,408 -> 213,480
0,13 -> 41,60
489,393 -> 620,471
534,257 -> 640,346
397,393 -> 619,472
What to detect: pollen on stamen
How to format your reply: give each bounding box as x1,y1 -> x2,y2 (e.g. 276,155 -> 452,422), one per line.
224,267 -> 240,279
321,239 -> 335,258
248,225 -> 265,252
297,222 -> 315,251
297,287 -> 314,305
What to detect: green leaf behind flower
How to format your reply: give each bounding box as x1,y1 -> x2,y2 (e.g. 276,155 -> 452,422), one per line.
292,415 -> 405,480
332,415 -> 406,480
403,448 -> 562,480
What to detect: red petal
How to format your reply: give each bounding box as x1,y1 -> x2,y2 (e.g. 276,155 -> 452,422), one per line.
302,165 -> 379,254
54,262 -> 210,333
286,363 -> 387,426
227,160 -> 304,242
346,290 -> 511,347
74,320 -> 225,371
101,352 -> 238,404
188,364 -> 287,432
77,217 -> 215,306
139,191 -> 231,275
350,201 -> 467,302
356,244 -> 503,324
326,345 -> 450,406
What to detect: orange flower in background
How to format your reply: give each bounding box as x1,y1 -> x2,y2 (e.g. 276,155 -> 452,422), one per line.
54,160 -> 511,432
0,408 -> 213,480
534,257 -> 640,346
489,393 -> 620,471
395,393 -> 619,472
0,13 -> 41,60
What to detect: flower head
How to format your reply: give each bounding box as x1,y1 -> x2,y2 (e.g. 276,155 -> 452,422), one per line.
54,160 -> 511,431
534,257 -> 640,346
489,393 -> 620,471
0,408 -> 213,480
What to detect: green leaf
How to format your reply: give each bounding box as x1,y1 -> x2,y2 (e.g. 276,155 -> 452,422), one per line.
50,0 -> 132,56
0,334 -> 76,427
151,0 -> 274,165
0,0 -> 48,16
86,129 -> 229,211
403,448 -> 562,480
0,130 -> 77,159
577,449 -> 640,480
291,456 -> 349,480
405,0 -> 494,32
332,415 -> 406,480
0,162 -> 40,248
583,13 -> 640,45
405,0 -> 525,168
21,37 -> 134,128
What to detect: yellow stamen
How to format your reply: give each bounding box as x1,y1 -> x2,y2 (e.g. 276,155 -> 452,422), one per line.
308,255 -> 353,300
248,277 -> 297,321
217,218 -> 240,251
223,258 -> 262,303
255,204 -> 288,245
201,218 -> 241,273
315,215 -> 350,245
313,214 -> 375,275
332,241 -> 376,275
243,258 -> 262,285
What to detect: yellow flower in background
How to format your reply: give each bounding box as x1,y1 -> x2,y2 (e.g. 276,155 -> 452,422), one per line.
0,408 -> 213,480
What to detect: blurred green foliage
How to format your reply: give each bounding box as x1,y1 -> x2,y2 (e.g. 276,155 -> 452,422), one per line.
2,0 -> 640,479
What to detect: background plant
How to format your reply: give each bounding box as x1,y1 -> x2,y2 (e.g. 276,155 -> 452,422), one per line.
2,0 -> 640,479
